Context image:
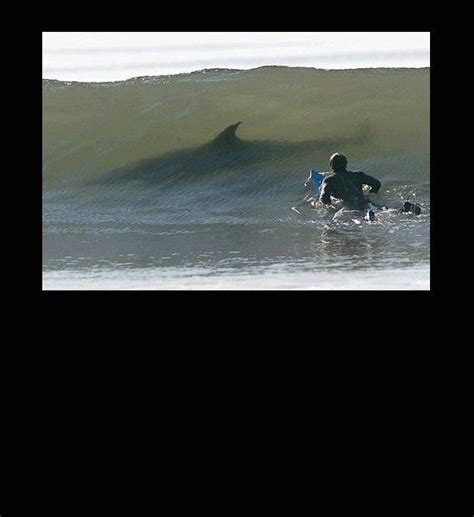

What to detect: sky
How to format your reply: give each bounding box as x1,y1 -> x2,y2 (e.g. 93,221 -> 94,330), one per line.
43,32 -> 430,82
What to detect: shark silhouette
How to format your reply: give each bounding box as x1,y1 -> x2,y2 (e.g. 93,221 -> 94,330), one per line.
99,121 -> 372,185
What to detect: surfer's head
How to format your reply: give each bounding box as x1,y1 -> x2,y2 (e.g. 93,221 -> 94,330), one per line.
329,153 -> 348,172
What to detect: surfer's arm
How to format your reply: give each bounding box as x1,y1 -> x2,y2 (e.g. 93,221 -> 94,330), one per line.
319,179 -> 332,205
358,172 -> 381,193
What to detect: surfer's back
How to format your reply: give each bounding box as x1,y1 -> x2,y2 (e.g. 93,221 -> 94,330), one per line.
319,169 -> 381,209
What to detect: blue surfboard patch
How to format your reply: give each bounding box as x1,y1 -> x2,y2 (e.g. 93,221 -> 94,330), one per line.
310,170 -> 324,195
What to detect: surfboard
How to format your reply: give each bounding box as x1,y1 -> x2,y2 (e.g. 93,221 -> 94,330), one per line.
309,170 -> 324,195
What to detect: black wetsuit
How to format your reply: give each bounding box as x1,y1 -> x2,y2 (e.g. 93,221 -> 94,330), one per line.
319,170 -> 381,210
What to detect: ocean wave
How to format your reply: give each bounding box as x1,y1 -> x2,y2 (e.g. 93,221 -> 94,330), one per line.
43,66 -> 430,198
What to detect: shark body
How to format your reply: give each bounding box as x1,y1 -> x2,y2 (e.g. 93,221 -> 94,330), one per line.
100,121 -> 371,184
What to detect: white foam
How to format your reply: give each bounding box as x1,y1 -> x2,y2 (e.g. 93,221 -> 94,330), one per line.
43,264 -> 430,291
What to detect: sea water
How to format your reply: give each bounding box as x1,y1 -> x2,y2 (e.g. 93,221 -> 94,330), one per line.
42,67 -> 430,290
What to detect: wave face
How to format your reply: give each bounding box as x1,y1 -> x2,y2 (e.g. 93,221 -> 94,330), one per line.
43,67 -> 430,275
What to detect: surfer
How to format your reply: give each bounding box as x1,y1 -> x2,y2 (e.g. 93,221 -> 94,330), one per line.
318,153 -> 380,210
307,153 -> 421,217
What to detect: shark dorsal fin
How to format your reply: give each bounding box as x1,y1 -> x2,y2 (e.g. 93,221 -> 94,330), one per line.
211,122 -> 242,146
